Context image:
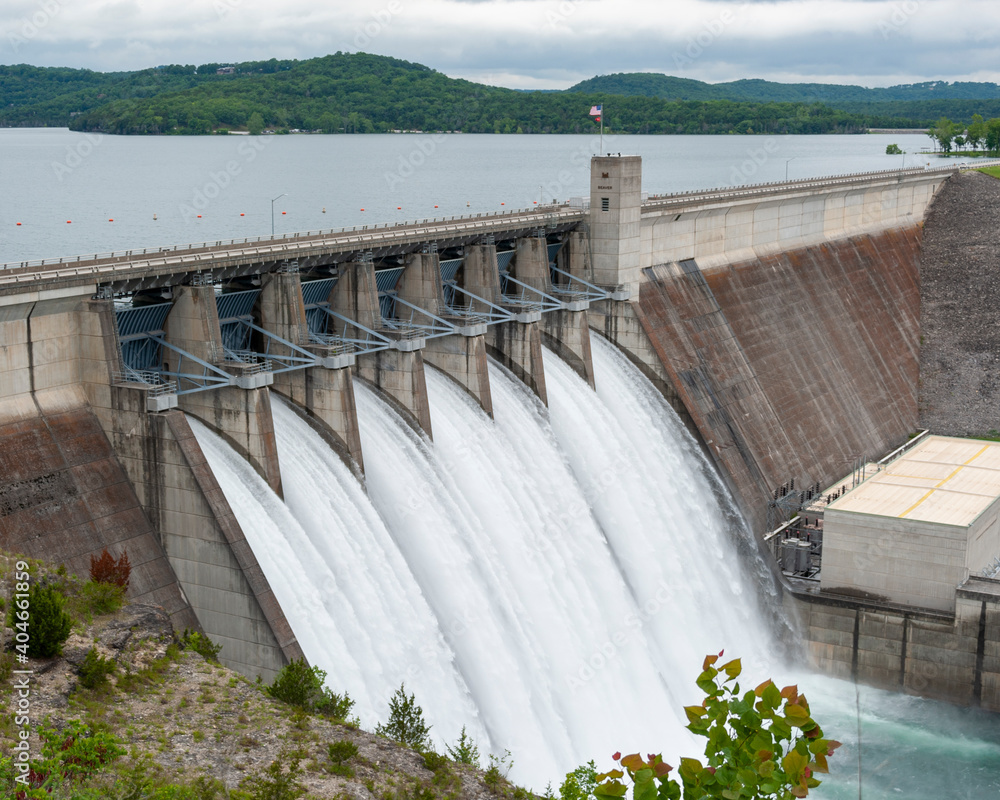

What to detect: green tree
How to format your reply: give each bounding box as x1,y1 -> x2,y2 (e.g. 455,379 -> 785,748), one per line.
375,683 -> 431,750
967,114 -> 986,151
885,143 -> 902,155
929,117 -> 957,153
446,726 -> 481,766
247,111 -> 264,135
319,111 -> 341,133
267,658 -> 355,719
986,118 -> 1000,153
593,653 -> 840,800
12,583 -> 74,658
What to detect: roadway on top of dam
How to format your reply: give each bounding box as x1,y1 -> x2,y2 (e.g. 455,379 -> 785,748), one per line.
0,162 -> 975,299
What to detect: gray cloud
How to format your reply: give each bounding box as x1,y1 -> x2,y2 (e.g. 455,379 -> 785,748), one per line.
1,0 -> 997,89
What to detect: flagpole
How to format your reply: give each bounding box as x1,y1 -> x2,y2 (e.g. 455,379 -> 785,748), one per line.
600,106 -> 604,154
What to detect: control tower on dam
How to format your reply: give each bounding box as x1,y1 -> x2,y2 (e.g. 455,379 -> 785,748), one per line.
4,154 -> 994,706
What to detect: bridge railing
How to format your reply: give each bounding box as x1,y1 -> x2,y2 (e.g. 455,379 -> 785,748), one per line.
0,205 -> 581,273
642,161 -> 1000,211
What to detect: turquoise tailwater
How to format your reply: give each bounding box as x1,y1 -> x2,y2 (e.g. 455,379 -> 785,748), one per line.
191,340 -> 1000,796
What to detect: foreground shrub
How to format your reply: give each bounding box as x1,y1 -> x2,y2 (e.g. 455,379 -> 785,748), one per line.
240,755 -> 307,800
328,739 -> 359,777
267,658 -> 354,719
446,725 -> 481,767
375,683 -> 431,751
9,583 -> 73,658
592,653 -> 840,800
89,548 -> 131,589
179,629 -> 223,663
77,647 -> 116,690
78,580 -> 127,616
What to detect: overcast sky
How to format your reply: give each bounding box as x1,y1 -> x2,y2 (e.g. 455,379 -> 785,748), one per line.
2,0 -> 999,89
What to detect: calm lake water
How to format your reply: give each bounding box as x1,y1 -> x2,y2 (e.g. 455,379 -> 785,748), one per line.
1,128 -> 997,798
0,129 -> 948,264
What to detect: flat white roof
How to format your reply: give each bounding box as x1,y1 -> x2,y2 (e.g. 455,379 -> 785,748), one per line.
828,436 -> 1000,527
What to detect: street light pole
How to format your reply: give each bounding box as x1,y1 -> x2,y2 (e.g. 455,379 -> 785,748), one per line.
271,193 -> 287,236
785,158 -> 797,181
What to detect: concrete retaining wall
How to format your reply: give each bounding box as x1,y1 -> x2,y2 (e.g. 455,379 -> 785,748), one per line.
0,294 -> 303,681
787,577 -> 1000,710
641,172 -> 945,272
635,226 -> 923,534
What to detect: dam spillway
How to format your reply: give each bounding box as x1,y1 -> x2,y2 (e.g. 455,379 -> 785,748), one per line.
191,336 -> 778,786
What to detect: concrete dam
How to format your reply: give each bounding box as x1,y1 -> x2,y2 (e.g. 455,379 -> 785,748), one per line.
2,154 -> 999,764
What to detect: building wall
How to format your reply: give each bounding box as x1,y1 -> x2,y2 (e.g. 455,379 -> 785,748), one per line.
820,511 -> 969,612
967,500 -> 1000,575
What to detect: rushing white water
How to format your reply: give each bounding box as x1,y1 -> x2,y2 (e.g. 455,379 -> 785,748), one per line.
190,409 -> 487,744
192,335 -> 1000,797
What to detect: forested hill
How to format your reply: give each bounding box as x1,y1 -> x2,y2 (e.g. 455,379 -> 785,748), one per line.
568,73 -> 1000,104
567,73 -> 1000,123
0,52 -> 956,135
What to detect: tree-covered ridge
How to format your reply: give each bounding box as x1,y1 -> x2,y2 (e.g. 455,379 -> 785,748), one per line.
48,53 -> 903,136
0,52 -> 977,135
568,73 -> 1000,105
0,57 -> 301,127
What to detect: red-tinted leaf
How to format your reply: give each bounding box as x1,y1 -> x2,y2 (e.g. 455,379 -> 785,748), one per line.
612,751 -> 621,761
654,762 -> 673,777
703,654 -> 719,670
620,753 -> 645,771
754,679 -> 773,697
780,685 -> 798,702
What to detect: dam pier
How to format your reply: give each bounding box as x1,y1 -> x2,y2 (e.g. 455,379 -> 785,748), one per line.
2,154 -> 999,710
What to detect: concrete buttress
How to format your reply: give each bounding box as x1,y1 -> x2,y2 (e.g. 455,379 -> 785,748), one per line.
164,284 -> 283,496
257,272 -> 364,472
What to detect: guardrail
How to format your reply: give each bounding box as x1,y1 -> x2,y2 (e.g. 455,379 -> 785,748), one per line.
6,160 -> 995,283
0,205 -> 581,273
642,161 -> 997,212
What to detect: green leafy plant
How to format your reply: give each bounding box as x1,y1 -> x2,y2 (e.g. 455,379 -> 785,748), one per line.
446,725 -> 480,766
77,646 -> 116,690
484,749 -> 514,793
240,755 -> 307,800
375,683 -> 431,751
328,739 -> 359,777
593,653 -> 840,800
78,580 -> 128,616
35,719 -> 125,784
266,658 -> 355,719
9,583 -> 73,658
89,548 -> 131,589
560,761 -> 597,800
179,629 -> 223,663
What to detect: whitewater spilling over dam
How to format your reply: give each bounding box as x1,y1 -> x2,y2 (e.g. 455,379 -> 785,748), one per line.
2,153 -> 1000,788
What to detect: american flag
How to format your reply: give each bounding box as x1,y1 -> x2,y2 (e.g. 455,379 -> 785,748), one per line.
589,105 -> 602,120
